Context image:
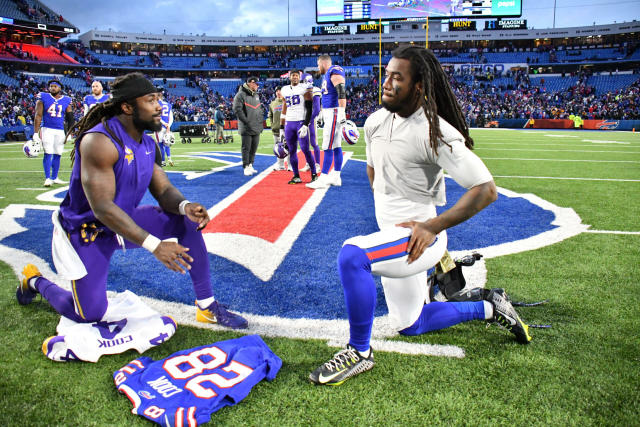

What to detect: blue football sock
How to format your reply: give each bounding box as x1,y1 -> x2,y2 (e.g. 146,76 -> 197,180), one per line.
399,301 -> 486,336
333,147 -> 343,172
160,144 -> 166,162
338,244 -> 375,353
321,149 -> 333,174
42,153 -> 52,179
51,154 -> 61,179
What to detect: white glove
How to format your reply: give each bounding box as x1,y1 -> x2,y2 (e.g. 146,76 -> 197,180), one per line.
317,116 -> 324,128
337,107 -> 346,125
32,132 -> 41,144
298,125 -> 308,138
279,129 -> 285,143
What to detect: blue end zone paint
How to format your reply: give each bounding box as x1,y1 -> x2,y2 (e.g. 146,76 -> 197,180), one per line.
2,154 -> 557,321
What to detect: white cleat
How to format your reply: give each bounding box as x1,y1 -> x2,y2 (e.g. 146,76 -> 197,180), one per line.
300,164 -> 310,172
306,173 -> 331,189
248,164 -> 257,174
43,178 -> 53,187
243,167 -> 253,176
52,178 -> 67,185
330,172 -> 342,187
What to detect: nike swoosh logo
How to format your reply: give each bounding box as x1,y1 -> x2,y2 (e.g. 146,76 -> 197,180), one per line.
145,151 -> 153,155
318,369 -> 344,384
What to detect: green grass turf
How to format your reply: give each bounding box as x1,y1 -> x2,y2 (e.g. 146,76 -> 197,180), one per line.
0,128 -> 639,426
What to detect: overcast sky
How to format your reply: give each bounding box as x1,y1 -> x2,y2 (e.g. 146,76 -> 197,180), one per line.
42,0 -> 640,37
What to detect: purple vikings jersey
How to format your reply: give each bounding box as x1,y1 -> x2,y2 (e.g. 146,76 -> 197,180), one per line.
83,93 -> 110,110
38,92 -> 72,130
114,335 -> 282,426
159,99 -> 173,127
321,64 -> 345,109
59,116 -> 156,231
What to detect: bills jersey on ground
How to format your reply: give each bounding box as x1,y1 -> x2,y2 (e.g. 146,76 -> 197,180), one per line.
321,64 -> 345,109
83,93 -> 110,112
114,335 -> 282,426
46,290 -> 177,362
38,92 -> 72,130
281,83 -> 311,122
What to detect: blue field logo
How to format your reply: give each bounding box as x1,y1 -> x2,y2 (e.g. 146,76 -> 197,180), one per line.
0,151 -> 587,355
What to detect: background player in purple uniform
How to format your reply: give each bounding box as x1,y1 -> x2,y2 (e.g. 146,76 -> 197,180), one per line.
307,55 -> 347,189
280,69 -> 317,184
300,73 -> 322,174
83,81 -> 110,116
33,80 -> 74,187
17,72 -> 247,332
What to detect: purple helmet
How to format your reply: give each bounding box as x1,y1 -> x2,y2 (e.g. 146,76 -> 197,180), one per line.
301,73 -> 314,85
273,142 -> 289,159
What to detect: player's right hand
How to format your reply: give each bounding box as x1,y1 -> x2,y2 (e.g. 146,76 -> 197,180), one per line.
153,242 -> 192,274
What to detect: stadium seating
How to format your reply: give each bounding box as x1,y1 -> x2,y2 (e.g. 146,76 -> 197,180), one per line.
587,74 -> 640,95
5,42 -> 73,64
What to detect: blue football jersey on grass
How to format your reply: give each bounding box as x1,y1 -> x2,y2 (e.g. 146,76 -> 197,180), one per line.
114,335 -> 282,426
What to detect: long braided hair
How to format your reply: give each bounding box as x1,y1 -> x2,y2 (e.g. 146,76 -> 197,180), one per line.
391,46 -> 474,154
66,73 -> 142,165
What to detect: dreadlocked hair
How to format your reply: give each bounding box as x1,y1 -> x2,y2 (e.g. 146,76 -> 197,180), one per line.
391,46 -> 474,154
66,72 -> 144,165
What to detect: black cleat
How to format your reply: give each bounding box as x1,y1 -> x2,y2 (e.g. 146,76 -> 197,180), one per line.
485,288 -> 532,344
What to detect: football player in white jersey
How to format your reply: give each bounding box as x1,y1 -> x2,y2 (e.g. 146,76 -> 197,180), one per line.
309,46 -> 531,386
280,70 -> 318,184
299,73 -> 322,174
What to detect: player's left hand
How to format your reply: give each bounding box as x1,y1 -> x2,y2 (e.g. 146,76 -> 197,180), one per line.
298,125 -> 308,138
184,202 -> 210,230
396,221 -> 437,264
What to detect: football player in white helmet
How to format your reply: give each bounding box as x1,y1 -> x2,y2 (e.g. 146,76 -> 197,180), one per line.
309,46 -> 530,387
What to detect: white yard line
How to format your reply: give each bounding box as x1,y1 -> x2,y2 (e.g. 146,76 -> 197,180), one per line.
585,230 -> 640,235
475,148 -> 640,154
492,175 -> 640,182
482,157 -> 640,163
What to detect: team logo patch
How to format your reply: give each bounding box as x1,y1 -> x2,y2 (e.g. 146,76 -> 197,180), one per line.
0,151 -> 588,357
124,147 -> 134,165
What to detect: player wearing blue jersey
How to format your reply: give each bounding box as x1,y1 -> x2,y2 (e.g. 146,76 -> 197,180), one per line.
83,81 -> 110,116
155,92 -> 175,167
17,73 -> 248,334
307,55 -> 347,189
114,335 -> 282,426
34,80 -> 74,187
309,47 -> 530,386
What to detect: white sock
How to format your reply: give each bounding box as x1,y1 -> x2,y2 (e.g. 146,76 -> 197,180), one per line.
483,300 -> 494,320
28,277 -> 38,292
197,297 -> 215,309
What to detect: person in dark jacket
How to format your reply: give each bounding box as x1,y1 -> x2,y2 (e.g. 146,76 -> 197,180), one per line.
233,76 -> 264,176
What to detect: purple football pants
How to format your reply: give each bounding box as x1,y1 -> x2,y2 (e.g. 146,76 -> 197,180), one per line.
285,121 -> 315,176
34,205 -> 213,323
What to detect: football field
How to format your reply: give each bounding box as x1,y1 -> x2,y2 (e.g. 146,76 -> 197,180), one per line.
0,128 -> 638,425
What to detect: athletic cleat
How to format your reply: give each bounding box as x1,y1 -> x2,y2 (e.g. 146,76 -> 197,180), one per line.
309,345 -> 374,386
17,264 -> 41,305
43,178 -> 53,187
196,301 -> 248,330
300,163 -> 310,172
310,173 -> 318,182
485,288 -> 532,344
248,164 -> 257,174
243,167 -> 253,176
52,178 -> 67,185
306,173 -> 331,189
288,176 -> 302,184
273,164 -> 286,171
330,172 -> 342,187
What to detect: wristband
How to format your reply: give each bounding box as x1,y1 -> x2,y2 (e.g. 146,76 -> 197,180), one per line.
142,234 -> 161,253
178,199 -> 191,215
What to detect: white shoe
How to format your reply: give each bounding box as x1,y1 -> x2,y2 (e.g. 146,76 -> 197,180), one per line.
273,164 -> 285,171
52,178 -> 67,185
330,172 -> 342,187
249,164 -> 257,174
316,163 -> 322,174
43,178 -> 53,187
306,174 -> 331,189
300,164 -> 310,172
243,167 -> 252,176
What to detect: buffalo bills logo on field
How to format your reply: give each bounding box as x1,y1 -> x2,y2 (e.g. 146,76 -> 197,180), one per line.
0,151 -> 587,356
